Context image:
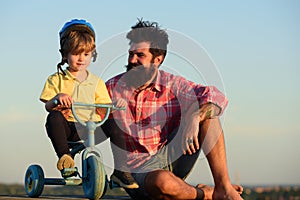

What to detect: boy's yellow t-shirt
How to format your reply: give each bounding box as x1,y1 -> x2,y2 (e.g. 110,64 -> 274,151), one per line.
40,69 -> 112,122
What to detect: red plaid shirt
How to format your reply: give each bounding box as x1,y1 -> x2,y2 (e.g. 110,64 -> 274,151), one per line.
105,70 -> 228,169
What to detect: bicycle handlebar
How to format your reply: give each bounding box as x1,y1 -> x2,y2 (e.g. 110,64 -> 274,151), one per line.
53,100 -> 125,127
71,102 -> 125,127
73,102 -> 125,110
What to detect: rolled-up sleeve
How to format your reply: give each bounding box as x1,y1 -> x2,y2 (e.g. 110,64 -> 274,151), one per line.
175,76 -> 228,116
194,85 -> 228,116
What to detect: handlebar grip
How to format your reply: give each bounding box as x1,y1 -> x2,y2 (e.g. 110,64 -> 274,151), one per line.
53,99 -> 59,105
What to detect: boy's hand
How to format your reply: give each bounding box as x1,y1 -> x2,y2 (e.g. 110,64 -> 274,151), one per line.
96,99 -> 127,116
55,93 -> 73,108
45,93 -> 73,112
114,98 -> 127,108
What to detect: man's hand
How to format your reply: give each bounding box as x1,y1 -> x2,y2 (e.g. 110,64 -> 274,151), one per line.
181,102 -> 221,155
181,114 -> 200,155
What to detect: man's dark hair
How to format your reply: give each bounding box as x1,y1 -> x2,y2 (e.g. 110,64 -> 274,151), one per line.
127,18 -> 169,63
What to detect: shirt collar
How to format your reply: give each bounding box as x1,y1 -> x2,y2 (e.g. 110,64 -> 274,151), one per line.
151,70 -> 162,92
63,68 -> 93,84
64,68 -> 76,80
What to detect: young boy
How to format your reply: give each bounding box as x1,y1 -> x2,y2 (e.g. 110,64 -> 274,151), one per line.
39,20 -> 136,190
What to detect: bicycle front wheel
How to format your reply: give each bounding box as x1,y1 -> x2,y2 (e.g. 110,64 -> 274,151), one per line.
83,155 -> 107,199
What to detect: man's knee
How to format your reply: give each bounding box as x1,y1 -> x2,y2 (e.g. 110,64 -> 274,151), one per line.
146,170 -> 181,196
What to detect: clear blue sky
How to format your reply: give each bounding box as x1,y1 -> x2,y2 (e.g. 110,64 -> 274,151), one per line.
0,0 -> 299,186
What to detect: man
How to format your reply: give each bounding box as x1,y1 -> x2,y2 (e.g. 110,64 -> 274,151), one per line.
104,19 -> 243,199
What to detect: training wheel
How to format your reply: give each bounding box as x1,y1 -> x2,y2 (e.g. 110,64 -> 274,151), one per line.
24,164 -> 45,197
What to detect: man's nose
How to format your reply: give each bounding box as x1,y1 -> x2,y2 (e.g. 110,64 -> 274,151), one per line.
128,54 -> 137,64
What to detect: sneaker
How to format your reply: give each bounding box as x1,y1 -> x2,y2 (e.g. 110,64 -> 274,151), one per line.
110,169 -> 139,189
57,154 -> 75,171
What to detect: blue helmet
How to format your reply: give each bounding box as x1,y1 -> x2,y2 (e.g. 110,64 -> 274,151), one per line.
59,19 -> 95,41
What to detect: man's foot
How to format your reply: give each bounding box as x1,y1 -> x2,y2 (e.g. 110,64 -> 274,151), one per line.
110,169 -> 139,189
57,154 -> 75,171
196,183 -> 243,199
232,184 -> 243,194
214,184 -> 243,200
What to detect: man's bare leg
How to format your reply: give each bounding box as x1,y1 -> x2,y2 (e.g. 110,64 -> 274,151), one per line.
145,170 -> 202,199
144,117 -> 243,200
145,170 -> 242,199
200,118 -> 243,199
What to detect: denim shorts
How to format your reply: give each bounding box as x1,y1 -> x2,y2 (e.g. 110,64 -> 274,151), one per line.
124,141 -> 201,199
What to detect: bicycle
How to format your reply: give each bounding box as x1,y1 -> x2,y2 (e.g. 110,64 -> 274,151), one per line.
24,102 -> 124,199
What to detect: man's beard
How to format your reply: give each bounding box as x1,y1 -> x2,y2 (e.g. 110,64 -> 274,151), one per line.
124,63 -> 156,89
126,62 -> 137,72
